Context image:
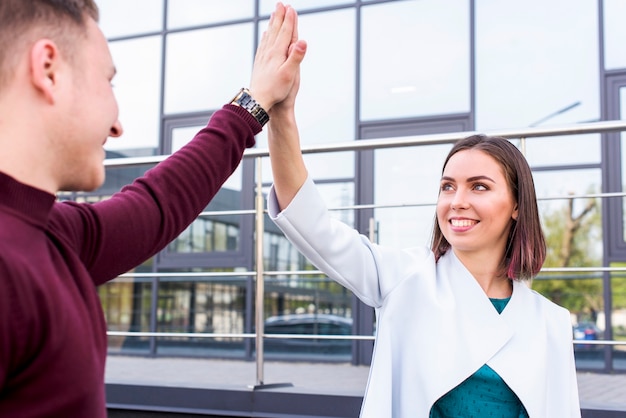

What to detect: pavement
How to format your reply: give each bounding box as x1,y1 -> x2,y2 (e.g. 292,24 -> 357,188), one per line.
105,355 -> 626,412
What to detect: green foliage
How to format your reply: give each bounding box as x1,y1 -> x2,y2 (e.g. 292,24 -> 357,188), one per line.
532,195 -> 603,317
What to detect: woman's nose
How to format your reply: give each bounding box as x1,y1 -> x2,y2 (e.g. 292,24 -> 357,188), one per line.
450,190 -> 469,210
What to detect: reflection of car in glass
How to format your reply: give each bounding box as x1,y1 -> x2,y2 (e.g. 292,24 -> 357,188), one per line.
573,322 -> 603,351
263,314 -> 353,355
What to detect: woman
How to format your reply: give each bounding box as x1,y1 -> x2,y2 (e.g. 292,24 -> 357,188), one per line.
266,69 -> 580,417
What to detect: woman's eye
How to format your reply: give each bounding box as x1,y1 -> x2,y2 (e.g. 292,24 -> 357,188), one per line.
473,183 -> 488,191
440,183 -> 453,191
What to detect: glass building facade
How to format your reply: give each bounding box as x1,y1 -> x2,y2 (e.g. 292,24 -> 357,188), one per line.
86,0 -> 626,372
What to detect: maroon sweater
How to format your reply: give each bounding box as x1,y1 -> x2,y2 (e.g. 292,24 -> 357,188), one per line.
0,106 -> 259,417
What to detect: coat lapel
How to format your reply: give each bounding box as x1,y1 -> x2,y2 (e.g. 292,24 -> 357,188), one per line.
427,251 -> 515,401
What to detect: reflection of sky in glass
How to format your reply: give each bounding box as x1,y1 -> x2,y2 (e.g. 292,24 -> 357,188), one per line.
361,0 -> 470,120
523,135 -> 600,166
260,152 -> 354,185
604,0 -> 626,70
534,169 -> 601,203
259,0 -> 353,15
167,0 -> 254,29
106,37 -> 162,153
256,9 -> 356,147
165,24 -> 254,114
374,144 -> 450,248
98,0 -> 163,38
257,8 -> 356,183
534,169 -> 601,259
476,0 -> 599,130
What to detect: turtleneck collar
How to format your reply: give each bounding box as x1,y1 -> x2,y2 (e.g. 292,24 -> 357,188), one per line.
0,171 -> 56,228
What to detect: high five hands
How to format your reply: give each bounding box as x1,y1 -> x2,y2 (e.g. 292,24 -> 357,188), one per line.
249,2 -> 307,114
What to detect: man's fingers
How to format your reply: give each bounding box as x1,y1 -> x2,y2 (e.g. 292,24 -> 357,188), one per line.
275,6 -> 297,55
263,2 -> 287,49
292,7 -> 299,46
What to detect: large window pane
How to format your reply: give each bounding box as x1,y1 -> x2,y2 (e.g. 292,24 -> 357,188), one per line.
164,24 -> 254,114
168,0 -> 254,29
523,134 -> 601,167
533,168 -> 603,370
361,0 -> 470,120
106,37 -> 163,156
476,0 -> 599,130
257,9 -> 356,185
154,276 -> 249,358
374,144 -> 451,248
257,8 -> 356,151
604,0 -> 626,70
98,0 -> 164,38
534,169 -> 603,269
168,123 -> 244,255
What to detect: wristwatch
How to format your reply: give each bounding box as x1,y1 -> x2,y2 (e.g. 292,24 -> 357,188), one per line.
229,88 -> 270,127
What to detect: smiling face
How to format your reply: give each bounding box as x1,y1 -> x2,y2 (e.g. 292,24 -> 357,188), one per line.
436,149 -> 518,262
54,18 -> 123,191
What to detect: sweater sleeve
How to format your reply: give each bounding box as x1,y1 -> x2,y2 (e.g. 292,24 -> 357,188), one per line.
49,105 -> 259,285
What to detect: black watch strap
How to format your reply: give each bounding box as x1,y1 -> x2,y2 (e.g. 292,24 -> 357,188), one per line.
229,88 -> 270,127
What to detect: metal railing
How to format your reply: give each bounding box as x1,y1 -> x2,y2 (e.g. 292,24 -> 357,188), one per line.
105,119 -> 626,386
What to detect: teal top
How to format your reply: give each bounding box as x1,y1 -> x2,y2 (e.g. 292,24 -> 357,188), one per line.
429,297 -> 529,418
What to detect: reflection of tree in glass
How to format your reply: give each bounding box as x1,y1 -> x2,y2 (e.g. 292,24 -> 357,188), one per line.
533,191 -> 601,320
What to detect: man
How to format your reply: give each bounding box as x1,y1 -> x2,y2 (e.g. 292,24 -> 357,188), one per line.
0,1 -> 307,416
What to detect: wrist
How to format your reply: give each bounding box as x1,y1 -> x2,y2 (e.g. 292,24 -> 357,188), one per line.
229,88 -> 270,127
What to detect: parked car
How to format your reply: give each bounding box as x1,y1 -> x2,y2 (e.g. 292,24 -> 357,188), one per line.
573,322 -> 603,351
262,313 -> 353,356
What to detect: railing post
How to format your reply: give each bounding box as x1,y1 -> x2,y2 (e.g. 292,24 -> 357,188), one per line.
254,157 -> 265,386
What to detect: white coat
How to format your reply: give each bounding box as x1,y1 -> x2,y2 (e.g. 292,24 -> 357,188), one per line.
268,177 -> 581,418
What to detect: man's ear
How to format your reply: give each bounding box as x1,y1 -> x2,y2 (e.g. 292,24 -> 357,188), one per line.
30,39 -> 60,104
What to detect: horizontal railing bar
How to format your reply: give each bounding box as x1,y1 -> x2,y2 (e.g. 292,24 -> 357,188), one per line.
538,191 -> 626,201
103,120 -> 626,167
106,331 -> 375,340
244,120 -> 626,157
116,271 -> 256,279
572,340 -> 626,346
106,330 -> 625,345
107,331 -> 254,338
199,209 -> 256,217
263,334 -> 375,341
541,267 -> 626,273
111,267 -> 626,280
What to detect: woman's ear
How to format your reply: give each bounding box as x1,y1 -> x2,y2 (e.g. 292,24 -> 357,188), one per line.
512,204 -> 519,221
30,39 -> 60,104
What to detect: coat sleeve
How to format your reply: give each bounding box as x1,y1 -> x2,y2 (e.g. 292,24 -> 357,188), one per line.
268,176 -> 430,308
